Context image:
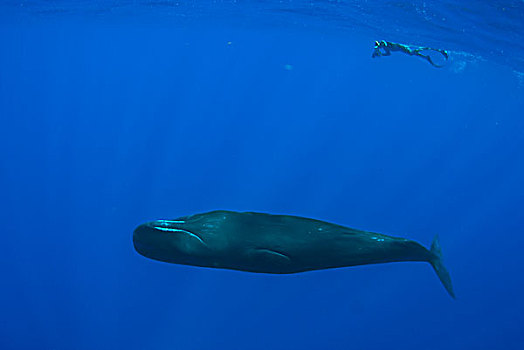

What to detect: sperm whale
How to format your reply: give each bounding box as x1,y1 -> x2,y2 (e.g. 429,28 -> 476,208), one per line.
133,210 -> 455,298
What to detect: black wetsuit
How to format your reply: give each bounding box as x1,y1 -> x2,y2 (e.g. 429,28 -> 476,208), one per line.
373,40 -> 448,67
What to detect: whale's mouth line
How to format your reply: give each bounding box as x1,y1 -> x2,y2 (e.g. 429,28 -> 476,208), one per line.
150,221 -> 207,246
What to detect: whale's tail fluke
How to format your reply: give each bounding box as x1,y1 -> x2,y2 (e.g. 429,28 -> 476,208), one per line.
429,235 -> 455,298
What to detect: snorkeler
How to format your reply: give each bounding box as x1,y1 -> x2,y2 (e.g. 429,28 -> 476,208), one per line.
372,40 -> 449,68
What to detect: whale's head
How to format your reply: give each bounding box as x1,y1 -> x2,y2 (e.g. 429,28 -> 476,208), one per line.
133,211 -> 235,266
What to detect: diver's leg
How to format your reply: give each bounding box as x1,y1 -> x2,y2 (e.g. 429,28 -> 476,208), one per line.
414,48 -> 448,67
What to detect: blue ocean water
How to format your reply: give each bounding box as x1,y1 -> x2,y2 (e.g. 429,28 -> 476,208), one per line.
1,1 -> 523,349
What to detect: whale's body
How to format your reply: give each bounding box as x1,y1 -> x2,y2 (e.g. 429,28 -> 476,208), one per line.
133,210 -> 454,297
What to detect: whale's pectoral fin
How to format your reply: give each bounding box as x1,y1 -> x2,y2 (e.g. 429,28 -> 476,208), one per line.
248,248 -> 291,269
255,248 -> 290,260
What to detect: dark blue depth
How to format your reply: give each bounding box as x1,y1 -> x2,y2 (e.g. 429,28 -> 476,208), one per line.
1,2 -> 523,350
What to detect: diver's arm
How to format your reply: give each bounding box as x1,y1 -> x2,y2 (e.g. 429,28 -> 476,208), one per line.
372,47 -> 391,58
381,48 -> 392,56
